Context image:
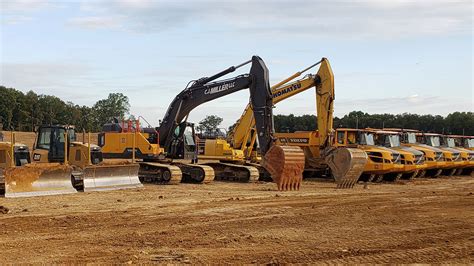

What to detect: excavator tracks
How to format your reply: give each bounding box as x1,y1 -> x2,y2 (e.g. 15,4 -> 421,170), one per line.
174,163 -> 215,183
326,148 -> 368,189
200,162 -> 259,182
138,162 -> 183,185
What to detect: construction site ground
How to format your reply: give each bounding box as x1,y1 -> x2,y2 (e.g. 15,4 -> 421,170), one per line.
1,175 -> 473,264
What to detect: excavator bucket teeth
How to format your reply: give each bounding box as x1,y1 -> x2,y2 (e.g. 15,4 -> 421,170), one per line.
83,164 -> 142,192
326,148 -> 367,189
4,164 -> 77,198
263,145 -> 305,191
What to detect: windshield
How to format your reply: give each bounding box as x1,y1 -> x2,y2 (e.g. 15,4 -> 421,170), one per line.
467,138 -> 474,148
68,128 -> 76,142
446,138 -> 455,148
184,127 -> 195,146
427,136 -> 441,147
389,135 -> 400,147
407,133 -> 417,144
37,127 -> 52,149
360,133 -> 375,145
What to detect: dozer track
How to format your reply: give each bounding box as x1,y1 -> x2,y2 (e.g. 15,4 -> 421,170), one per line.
173,163 -> 215,183
200,162 -> 259,182
4,164 -> 77,198
82,163 -> 142,192
326,147 -> 367,189
138,162 -> 182,185
262,145 -> 306,191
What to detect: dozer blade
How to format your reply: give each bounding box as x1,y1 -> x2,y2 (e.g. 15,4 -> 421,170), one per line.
4,164 -> 77,198
83,163 -> 142,192
326,148 -> 367,189
262,145 -> 305,191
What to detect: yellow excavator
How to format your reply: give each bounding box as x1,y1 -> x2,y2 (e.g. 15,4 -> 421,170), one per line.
199,58 -> 368,188
99,56 -> 305,190
4,125 -> 141,198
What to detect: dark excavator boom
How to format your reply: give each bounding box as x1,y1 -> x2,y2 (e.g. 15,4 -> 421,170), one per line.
158,56 -> 305,190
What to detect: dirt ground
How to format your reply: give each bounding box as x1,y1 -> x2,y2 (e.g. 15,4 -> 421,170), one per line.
0,176 -> 473,264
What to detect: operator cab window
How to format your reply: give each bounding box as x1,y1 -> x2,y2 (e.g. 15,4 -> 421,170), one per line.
37,127 -> 52,150
407,133 -> 417,144
337,131 -> 345,144
446,138 -> 455,148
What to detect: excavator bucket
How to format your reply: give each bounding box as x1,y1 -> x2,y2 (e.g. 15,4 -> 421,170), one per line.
263,145 -> 305,191
326,148 -> 367,189
82,163 -> 142,192
4,164 -> 77,198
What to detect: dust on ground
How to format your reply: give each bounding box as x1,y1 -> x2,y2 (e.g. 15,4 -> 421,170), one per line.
1,176 -> 473,264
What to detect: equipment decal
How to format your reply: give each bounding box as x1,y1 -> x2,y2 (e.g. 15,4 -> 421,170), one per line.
205,82 -> 236,95
272,82 -> 302,99
278,137 -> 310,144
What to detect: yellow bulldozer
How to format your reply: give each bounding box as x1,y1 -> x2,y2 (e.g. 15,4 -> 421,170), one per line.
0,135 -> 31,196
198,58 -> 368,188
4,125 -> 141,198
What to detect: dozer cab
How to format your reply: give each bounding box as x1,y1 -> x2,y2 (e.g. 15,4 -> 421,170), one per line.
330,128 -> 403,183
5,125 -> 141,197
200,58 -> 368,188
441,135 -> 473,175
367,129 -> 427,180
417,132 -> 463,176
99,56 -> 305,190
385,128 -> 446,177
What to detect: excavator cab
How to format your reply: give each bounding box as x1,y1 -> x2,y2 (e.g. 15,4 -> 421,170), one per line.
169,121 -> 198,162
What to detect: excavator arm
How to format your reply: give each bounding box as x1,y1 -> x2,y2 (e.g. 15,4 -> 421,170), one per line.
158,56 -> 274,157
228,59 -> 326,158
227,58 -> 367,188
158,56 -> 305,190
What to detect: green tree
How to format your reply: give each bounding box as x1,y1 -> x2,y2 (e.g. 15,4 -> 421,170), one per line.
92,93 -> 130,131
197,115 -> 223,134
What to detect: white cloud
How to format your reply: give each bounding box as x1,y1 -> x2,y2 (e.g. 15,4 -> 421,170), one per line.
2,15 -> 32,25
68,16 -> 124,30
1,0 -> 54,11
70,0 -> 472,38
0,62 -> 104,105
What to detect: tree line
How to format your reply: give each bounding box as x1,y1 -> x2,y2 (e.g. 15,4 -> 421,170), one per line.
0,86 -> 130,132
1,85 -> 472,135
274,111 -> 474,135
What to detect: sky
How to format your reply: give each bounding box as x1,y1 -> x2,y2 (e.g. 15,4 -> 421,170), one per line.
1,0 -> 473,128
